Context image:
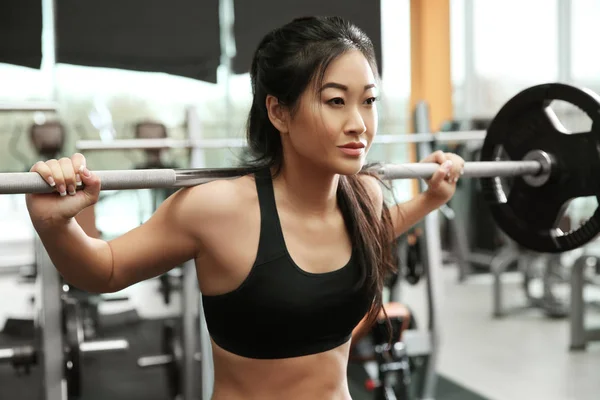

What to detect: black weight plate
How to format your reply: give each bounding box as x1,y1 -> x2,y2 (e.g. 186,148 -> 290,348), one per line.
62,298 -> 84,398
480,83 -> 600,253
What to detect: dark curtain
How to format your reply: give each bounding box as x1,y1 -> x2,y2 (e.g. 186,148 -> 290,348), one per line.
56,0 -> 221,82
0,0 -> 43,69
232,0 -> 382,75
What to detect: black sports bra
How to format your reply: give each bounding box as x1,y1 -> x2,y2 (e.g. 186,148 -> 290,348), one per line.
201,168 -> 373,359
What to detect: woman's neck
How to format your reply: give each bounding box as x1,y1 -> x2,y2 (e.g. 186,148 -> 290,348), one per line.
273,159 -> 339,217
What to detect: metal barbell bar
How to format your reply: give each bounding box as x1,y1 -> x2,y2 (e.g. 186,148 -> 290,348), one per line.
74,130 -> 486,151
0,151 -> 549,195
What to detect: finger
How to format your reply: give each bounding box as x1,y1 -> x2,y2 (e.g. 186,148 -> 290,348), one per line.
30,161 -> 56,188
443,154 -> 464,183
430,161 -> 452,188
433,150 -> 447,164
47,159 -> 66,196
456,158 -> 465,182
58,157 -> 77,196
441,159 -> 453,180
78,165 -> 101,202
421,150 -> 445,164
71,153 -> 87,187
450,159 -> 463,183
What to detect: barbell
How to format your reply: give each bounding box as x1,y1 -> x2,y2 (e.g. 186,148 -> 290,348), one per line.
0,83 -> 599,254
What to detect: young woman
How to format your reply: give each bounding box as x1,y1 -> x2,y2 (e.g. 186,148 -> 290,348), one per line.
27,16 -> 464,400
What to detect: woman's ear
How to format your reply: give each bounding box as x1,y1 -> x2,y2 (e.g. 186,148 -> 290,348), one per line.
266,95 -> 289,134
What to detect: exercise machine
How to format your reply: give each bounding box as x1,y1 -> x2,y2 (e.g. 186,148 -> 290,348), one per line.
0,237 -> 129,399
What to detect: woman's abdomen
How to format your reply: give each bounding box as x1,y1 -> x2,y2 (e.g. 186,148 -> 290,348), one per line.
210,339 -> 352,400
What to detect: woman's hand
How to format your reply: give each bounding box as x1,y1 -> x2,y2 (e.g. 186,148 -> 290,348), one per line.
26,153 -> 101,228
420,150 -> 465,206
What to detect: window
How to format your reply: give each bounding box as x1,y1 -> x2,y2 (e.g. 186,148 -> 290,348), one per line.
571,0 -> 600,88
469,1 -> 558,117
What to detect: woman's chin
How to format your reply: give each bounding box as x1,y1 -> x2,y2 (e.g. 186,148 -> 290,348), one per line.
332,157 -> 366,176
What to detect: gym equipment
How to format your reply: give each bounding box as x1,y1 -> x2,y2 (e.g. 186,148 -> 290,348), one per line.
491,243 -> 571,319
480,83 -> 600,254
137,261 -> 200,400
357,305 -> 417,400
0,294 -> 129,398
369,314 -> 414,400
137,322 -> 183,398
137,321 -> 202,399
351,239 -> 422,400
521,252 -> 570,318
0,236 -> 129,400
404,229 -> 423,285
570,254 -> 600,350
0,159 -> 543,191
0,159 -> 542,192
158,268 -> 183,305
29,121 -> 66,161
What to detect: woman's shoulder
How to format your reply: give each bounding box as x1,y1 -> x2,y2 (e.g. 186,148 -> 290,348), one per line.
357,173 -> 383,202
175,174 -> 258,220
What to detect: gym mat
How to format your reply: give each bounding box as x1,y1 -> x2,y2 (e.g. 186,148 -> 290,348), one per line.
0,318 -> 489,400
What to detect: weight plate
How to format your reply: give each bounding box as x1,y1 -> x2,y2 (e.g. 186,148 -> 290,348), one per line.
480,83 -> 600,252
63,298 -> 83,398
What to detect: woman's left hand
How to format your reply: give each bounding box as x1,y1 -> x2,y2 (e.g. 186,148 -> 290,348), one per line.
420,150 -> 465,206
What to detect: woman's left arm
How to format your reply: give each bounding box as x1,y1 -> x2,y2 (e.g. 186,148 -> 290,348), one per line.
390,150 -> 464,238
362,151 -> 465,239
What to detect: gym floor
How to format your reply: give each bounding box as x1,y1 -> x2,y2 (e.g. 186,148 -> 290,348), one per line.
401,266 -> 600,400
1,262 -> 599,400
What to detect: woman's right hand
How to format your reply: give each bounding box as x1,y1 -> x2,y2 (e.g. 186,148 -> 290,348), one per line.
26,153 -> 101,227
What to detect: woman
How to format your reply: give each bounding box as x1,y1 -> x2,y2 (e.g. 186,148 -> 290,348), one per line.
27,16 -> 464,400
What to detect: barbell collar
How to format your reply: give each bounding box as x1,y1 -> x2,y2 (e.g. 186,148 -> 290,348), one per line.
522,150 -> 554,187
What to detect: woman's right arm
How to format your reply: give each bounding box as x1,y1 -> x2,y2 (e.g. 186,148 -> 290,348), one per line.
34,187 -> 201,293
27,154 -> 230,293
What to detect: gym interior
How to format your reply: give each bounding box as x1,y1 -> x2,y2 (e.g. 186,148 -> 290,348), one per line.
1,0 -> 599,399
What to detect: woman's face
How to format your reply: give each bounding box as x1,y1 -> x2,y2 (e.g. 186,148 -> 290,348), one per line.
283,49 -> 378,175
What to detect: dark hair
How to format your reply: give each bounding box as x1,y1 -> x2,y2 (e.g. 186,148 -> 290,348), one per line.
244,16 -> 396,330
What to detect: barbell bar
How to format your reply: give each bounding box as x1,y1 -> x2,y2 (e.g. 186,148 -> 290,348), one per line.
0,157 -> 546,195
74,130 -> 486,151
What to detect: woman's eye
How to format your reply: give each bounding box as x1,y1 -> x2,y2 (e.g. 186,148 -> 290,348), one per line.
365,97 -> 378,105
327,97 -> 345,106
